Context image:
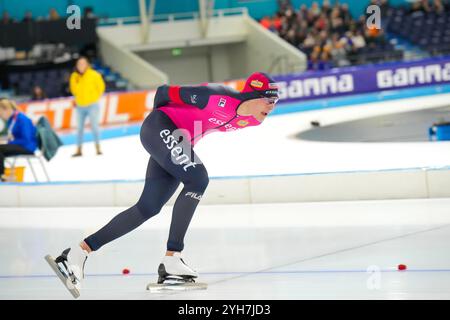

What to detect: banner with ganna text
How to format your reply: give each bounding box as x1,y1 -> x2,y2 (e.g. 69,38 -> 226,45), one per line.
272,56 -> 450,103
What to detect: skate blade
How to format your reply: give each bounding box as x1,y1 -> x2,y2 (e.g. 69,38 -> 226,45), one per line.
44,255 -> 80,299
146,282 -> 207,292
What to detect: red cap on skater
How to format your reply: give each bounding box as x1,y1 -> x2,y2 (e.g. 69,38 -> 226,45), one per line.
242,72 -> 280,100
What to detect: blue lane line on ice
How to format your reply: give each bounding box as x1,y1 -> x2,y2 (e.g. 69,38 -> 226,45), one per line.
2,165 -> 450,186
2,269 -> 450,280
58,83 -> 450,146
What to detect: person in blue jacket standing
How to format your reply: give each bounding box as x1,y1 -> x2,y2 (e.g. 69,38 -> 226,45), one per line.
0,98 -> 38,182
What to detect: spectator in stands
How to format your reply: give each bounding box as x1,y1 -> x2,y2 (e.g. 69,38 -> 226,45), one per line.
284,7 -> 297,27
339,3 -> 352,26
432,0 -> 445,14
310,2 -> 321,18
297,4 -> 308,20
272,13 -> 282,31
285,28 -> 298,46
410,0 -> 426,13
277,0 -> 292,13
330,7 -> 345,34
306,9 -> 316,26
263,0 -> 394,68
308,47 -> 321,70
296,29 -> 307,47
48,8 -> 60,21
329,33 -> 349,66
315,13 -> 329,31
365,24 -> 385,46
351,30 -> 366,51
0,98 -> 37,182
301,32 -> 316,53
308,46 -> 331,71
346,30 -> 366,64
23,11 -> 33,23
31,85 -> 47,101
317,30 -> 329,47
278,15 -> 289,37
321,0 -> 332,17
320,50 -> 332,70
355,15 -> 366,31
1,11 -> 14,24
260,16 -> 272,29
70,56 -> 105,157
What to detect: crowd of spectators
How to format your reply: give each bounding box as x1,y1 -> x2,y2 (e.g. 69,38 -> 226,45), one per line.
260,0 -> 397,70
1,7 -> 95,24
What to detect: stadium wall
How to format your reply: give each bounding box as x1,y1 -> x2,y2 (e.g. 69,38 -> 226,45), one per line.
0,166 -> 449,207
98,35 -> 169,88
98,12 -> 306,83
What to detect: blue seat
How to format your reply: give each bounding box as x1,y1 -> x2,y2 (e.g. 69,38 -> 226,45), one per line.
34,71 -> 46,80
8,73 -> 20,84
47,70 -> 59,78
21,72 -> 33,82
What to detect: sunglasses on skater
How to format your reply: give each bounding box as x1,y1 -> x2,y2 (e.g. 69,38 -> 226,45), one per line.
263,97 -> 279,105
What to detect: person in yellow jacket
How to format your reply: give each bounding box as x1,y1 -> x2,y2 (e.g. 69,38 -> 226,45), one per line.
70,56 -> 105,157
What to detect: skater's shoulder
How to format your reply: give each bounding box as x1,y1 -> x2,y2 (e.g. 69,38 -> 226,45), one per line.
200,83 -> 240,97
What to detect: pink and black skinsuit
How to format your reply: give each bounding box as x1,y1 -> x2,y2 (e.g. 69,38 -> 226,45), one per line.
84,73 -> 279,252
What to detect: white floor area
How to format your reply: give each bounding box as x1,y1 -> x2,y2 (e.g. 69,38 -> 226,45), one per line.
1,198 -> 450,300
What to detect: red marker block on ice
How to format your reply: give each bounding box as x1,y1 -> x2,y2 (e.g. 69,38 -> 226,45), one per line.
397,264 -> 407,271
122,268 -> 130,275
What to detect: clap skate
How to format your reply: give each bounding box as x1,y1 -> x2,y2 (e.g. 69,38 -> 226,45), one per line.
44,247 -> 88,299
146,253 -> 207,292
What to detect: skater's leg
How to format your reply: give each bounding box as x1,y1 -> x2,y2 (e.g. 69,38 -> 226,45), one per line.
162,154 -> 209,253
148,151 -> 208,281
83,157 -> 180,251
119,109 -> 208,283
139,109 -> 209,253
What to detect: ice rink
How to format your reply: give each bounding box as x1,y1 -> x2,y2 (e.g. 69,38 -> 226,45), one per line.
1,198 -> 450,300
2,93 -> 450,300
3,0 -> 450,304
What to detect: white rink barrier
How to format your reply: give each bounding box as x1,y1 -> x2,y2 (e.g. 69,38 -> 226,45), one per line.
0,166 -> 449,207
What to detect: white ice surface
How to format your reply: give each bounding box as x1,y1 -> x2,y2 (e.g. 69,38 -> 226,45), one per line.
1,198 -> 450,299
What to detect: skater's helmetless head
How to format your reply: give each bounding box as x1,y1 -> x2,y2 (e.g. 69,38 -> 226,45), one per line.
0,98 -> 17,121
75,56 -> 90,74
